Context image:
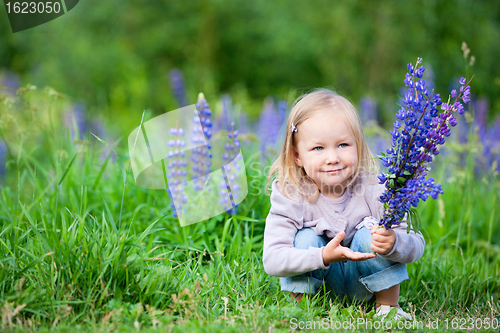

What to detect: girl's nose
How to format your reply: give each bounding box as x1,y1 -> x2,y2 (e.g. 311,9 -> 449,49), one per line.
326,151 -> 340,164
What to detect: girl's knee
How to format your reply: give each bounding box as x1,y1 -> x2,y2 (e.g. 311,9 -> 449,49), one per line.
294,228 -> 327,249
350,227 -> 373,253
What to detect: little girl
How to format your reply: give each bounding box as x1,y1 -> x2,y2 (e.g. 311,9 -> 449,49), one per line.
263,89 -> 424,320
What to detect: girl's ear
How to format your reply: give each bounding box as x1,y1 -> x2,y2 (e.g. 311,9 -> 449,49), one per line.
293,147 -> 303,167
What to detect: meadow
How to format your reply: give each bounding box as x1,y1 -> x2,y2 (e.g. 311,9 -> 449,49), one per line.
0,78 -> 499,333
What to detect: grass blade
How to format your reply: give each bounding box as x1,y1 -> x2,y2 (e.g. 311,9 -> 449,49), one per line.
58,144 -> 83,185
91,133 -> 127,185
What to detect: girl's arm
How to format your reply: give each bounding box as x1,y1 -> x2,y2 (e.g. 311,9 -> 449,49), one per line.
263,181 -> 330,277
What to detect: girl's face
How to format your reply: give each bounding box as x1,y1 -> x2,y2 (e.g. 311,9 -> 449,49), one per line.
293,110 -> 358,199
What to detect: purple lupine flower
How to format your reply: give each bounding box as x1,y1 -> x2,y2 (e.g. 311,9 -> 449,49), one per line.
213,94 -> 247,215
476,107 -> 500,175
213,94 -> 232,134
465,96 -> 490,176
219,121 -> 243,215
462,85 -> 471,104
483,116 -> 500,172
166,127 -> 188,218
64,103 -> 88,140
219,156 -> 244,215
0,70 -> 20,95
0,140 -> 6,177
398,62 -> 435,112
90,119 -> 116,163
220,162 -> 243,215
257,97 -> 287,156
473,97 -> 489,138
215,94 -> 253,136
368,134 -> 390,169
191,93 -> 213,191
222,125 -> 240,162
238,112 -> 252,136
359,96 -> 379,125
378,58 -> 473,230
423,64 -> 436,91
218,181 -> 234,213
168,69 -> 189,107
196,92 -> 213,141
457,111 -> 470,144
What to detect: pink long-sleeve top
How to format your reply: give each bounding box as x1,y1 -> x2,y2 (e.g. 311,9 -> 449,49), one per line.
263,173 -> 425,277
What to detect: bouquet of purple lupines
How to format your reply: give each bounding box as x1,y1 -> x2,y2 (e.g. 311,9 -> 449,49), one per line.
377,58 -> 472,232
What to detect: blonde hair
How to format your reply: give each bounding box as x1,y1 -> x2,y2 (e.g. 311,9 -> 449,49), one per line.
266,88 -> 378,201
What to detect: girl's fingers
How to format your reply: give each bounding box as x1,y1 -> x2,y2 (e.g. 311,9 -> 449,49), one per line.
371,239 -> 388,249
371,234 -> 387,242
371,232 -> 393,243
350,254 -> 377,261
371,225 -> 388,234
345,249 -> 376,261
370,244 -> 382,253
371,241 -> 390,254
331,231 -> 345,246
373,227 -> 391,236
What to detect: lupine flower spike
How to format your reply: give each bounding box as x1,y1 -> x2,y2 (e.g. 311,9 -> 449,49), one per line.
166,126 -> 188,218
378,58 -> 473,232
220,121 -> 242,215
191,93 -> 213,191
168,69 -> 189,107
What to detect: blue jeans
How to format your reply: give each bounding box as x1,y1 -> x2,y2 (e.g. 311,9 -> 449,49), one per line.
280,227 -> 409,303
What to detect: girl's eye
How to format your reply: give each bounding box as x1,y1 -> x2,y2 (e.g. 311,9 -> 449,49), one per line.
339,143 -> 348,148
313,146 -> 323,151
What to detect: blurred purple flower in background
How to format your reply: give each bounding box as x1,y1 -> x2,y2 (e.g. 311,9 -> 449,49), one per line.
0,69 -> 20,95
90,119 -> 106,139
89,118 -> 116,163
357,96 -> 390,171
423,63 -> 435,92
196,93 -> 213,143
219,120 -> 242,215
448,95 -> 499,175
0,140 -> 6,178
63,103 -> 88,140
256,97 -> 287,157
470,97 -> 500,174
359,96 -> 379,125
483,116 -> 500,172
169,69 -> 189,107
215,95 -> 252,147
457,112 -> 470,144
473,97 -> 489,139
213,94 -> 247,215
214,94 -> 232,134
166,126 -> 188,218
191,93 -> 213,192
371,135 -> 390,164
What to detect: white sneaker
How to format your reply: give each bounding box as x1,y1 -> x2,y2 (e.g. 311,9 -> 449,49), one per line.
375,305 -> 413,321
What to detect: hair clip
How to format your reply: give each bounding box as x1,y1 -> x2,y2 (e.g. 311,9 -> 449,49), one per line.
291,123 -> 298,133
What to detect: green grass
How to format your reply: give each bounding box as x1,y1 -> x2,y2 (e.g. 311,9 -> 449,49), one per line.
0,88 -> 499,332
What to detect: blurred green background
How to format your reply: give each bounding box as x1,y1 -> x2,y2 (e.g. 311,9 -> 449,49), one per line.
1,2 -> 499,330
1,0 -> 499,131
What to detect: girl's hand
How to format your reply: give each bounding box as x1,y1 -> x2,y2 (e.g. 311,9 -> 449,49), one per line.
322,231 -> 377,265
370,225 -> 396,255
